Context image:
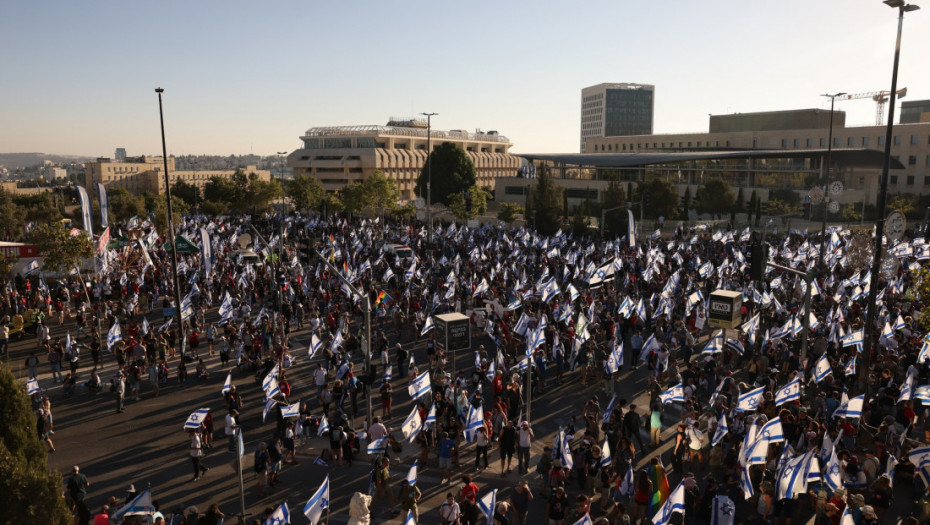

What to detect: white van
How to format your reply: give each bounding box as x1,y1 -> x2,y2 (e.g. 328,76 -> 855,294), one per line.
382,243 -> 414,262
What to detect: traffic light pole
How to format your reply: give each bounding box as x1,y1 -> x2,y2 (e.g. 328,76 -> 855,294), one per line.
763,260 -> 813,363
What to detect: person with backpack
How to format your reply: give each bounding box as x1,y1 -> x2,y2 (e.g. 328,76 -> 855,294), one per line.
397,478 -> 421,522
371,457 -> 399,516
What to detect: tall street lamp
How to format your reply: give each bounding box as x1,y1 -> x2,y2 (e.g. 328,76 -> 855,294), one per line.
421,112 -> 438,242
155,88 -> 185,351
277,151 -> 288,316
863,0 -> 920,382
818,92 -> 846,268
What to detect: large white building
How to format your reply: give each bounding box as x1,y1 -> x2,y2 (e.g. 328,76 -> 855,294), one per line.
286,118 -> 522,201
580,83 -> 655,153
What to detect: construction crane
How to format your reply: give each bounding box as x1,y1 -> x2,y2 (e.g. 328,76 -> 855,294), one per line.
837,88 -> 907,125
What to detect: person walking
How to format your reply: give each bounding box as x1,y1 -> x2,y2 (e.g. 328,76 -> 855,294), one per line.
517,421 -> 534,474
114,371 -> 126,413
499,419 -> 517,475
66,465 -> 90,508
650,400 -> 663,448
188,429 -> 209,481
225,409 -> 240,453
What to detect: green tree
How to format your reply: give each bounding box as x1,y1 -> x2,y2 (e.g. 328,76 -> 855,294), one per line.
755,198 -> 762,227
30,222 -> 93,274
0,365 -> 72,524
767,188 -> 800,208
15,193 -> 62,225
247,173 -> 283,214
203,174 -> 245,211
0,254 -> 16,283
680,186 -> 692,220
142,193 -> 190,236
497,202 -> 523,223
448,186 -> 491,221
200,200 -> 229,217
0,189 -> 26,241
695,178 -> 736,219
570,199 -> 592,237
764,199 -> 798,219
106,188 -> 145,225
601,180 -> 628,237
841,203 -> 862,223
364,171 -> 401,217
391,203 -> 417,222
322,193 -> 344,215
340,181 -> 369,215
888,195 -> 915,216
735,187 -> 745,215
414,142 -> 476,206
171,179 -> 200,208
532,172 -> 564,235
633,179 -> 679,221
287,174 -> 326,213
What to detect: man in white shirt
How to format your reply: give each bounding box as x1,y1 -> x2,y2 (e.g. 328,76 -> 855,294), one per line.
225,409 -> 240,453
189,430 -> 209,481
517,421 -> 534,474
313,363 -> 327,397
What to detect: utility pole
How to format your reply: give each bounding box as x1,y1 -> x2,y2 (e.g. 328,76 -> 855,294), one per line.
155,88 -> 185,355
421,113 -> 438,243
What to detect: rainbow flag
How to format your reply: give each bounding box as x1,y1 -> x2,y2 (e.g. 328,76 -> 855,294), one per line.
343,261 -> 349,275
376,290 -> 393,307
647,463 -> 670,515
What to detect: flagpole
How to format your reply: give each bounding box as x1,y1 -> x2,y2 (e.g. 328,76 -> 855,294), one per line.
235,428 -> 246,522
155,88 -> 186,360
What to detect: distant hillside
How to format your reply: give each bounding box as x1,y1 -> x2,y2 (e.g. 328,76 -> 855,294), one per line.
0,152 -> 94,169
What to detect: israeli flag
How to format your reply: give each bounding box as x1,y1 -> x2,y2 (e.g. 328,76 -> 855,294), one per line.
619,464 -> 635,496
710,495 -> 736,525
833,394 -> 864,419
408,370 -> 431,400
617,296 -> 632,317
308,334 -> 322,359
76,185 -> 93,237
602,395 -> 616,424
330,329 -> 344,352
736,386 -> 765,412
473,278 -> 489,297
712,414 -> 728,447
702,333 -> 725,354
560,429 -> 574,469
423,403 -> 437,430
382,267 -> 395,283
541,279 -> 560,303
22,259 -> 40,275
894,314 -> 907,332
383,364 -> 393,383
317,415 -> 330,437
513,312 -> 530,336
843,356 -> 857,376
222,372 -> 232,395
740,465 -> 754,499
653,482 -> 686,525
774,378 -> 801,406
406,460 -> 418,486
841,329 -> 864,353
708,379 -> 726,407
264,502 -> 289,525
26,377 -> 40,395
572,513 -> 593,525
264,377 -> 280,400
757,417 -> 785,444
184,408 -> 210,430
107,321 -> 122,350
659,384 -> 685,405
401,405 -> 423,443
900,374 -> 915,403
824,446 -> 843,491
477,489 -> 497,525
420,315 -> 434,336
367,436 -> 388,455
567,284 -> 580,302
605,340 -> 623,375
463,404 -> 484,443
281,402 -> 300,419
302,475 -> 329,525
776,449 -> 816,500
112,487 -> 156,520
262,398 -> 277,423
812,354 -> 832,383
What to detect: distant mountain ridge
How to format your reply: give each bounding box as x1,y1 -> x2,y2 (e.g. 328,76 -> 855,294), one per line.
0,152 -> 95,169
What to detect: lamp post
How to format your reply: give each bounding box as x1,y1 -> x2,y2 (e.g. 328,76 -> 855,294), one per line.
863,0 -> 920,383
155,88 -> 185,353
818,92 -> 846,268
421,112 -> 438,242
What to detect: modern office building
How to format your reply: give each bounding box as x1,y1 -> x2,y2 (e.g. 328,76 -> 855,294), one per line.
286,118 -> 522,201
901,99 -> 930,124
84,156 -> 270,195
583,108 -> 930,194
580,83 -> 654,153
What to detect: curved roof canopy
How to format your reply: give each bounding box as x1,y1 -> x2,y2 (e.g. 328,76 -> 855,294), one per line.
518,148 -> 903,169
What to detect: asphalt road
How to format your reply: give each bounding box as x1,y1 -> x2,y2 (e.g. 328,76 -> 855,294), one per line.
6,306 -> 924,524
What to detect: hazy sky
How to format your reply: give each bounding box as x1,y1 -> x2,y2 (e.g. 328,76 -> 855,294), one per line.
2,0 -> 928,157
